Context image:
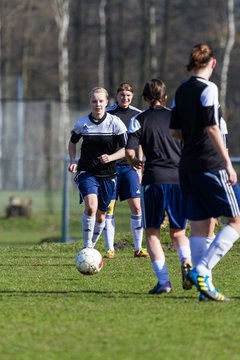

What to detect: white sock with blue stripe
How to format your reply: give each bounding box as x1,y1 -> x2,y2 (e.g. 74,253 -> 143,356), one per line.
82,213 -> 95,248
131,214 -> 143,251
92,221 -> 106,247
103,214 -> 115,251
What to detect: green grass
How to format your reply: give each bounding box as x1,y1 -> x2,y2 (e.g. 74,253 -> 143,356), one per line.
0,191 -> 240,359
0,241 -> 239,360
0,190 -> 131,245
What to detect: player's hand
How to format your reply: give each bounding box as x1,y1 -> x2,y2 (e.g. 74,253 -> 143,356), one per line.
132,159 -> 144,171
98,154 -> 111,163
68,163 -> 77,173
226,162 -> 237,185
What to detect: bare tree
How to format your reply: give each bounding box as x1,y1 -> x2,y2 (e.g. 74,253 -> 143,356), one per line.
149,0 -> 157,76
52,0 -> 70,103
98,0 -> 107,87
0,16 -> 2,189
220,0 -> 235,116
22,0 -> 32,99
52,0 -> 70,154
160,0 -> 172,80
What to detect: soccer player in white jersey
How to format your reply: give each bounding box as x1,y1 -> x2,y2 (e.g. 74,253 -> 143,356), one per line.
103,83 -> 149,259
68,87 -> 127,249
170,43 -> 240,301
126,79 -> 192,294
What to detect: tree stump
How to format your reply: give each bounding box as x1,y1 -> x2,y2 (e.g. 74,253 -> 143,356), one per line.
5,196 -> 32,219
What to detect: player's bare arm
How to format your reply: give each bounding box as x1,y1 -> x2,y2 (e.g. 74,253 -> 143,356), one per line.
68,141 -> 77,173
98,147 -> 125,164
125,149 -> 144,170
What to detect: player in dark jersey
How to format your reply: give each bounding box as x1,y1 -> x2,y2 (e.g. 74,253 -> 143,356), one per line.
68,87 -> 127,249
190,116 -> 229,301
103,82 -> 149,259
170,43 -> 240,301
126,79 -> 192,294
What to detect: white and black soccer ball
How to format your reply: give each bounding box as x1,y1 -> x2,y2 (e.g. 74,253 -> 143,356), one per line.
75,248 -> 103,275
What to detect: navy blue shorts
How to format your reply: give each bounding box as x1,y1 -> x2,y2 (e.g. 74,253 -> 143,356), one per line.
112,165 -> 141,201
141,184 -> 187,229
179,169 -> 240,220
74,171 -> 116,212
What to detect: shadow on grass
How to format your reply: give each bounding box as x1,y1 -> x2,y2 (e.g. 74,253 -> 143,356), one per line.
0,289 -> 239,301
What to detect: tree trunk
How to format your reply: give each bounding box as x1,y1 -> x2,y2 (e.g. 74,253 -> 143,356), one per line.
160,0 -> 172,80
98,0 -> 107,87
220,0 -> 235,116
52,0 -> 70,154
149,0 -> 157,77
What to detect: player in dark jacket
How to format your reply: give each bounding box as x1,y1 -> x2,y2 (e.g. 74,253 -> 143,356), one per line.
170,43 -> 240,301
126,79 -> 192,294
103,82 -> 149,259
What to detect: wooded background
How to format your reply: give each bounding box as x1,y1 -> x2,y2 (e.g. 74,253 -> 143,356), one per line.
0,0 -> 240,190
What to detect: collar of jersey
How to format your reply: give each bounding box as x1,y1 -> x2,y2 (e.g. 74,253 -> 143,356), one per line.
116,103 -> 129,112
89,112 -> 107,124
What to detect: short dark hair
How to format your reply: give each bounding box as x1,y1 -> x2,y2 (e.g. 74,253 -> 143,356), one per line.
142,79 -> 167,107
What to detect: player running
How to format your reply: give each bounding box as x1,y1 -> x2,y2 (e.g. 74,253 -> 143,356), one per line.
68,87 -> 127,249
126,79 -> 192,294
170,43 -> 240,301
103,82 -> 149,259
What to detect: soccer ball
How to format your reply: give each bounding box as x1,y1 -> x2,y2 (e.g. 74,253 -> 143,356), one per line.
75,248 -> 103,275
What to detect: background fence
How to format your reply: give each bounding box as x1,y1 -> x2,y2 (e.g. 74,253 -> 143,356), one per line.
0,99 -> 240,217
0,100 -> 87,190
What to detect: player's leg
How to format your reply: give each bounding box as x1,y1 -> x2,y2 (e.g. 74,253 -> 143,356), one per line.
147,227 -> 172,294
170,228 -> 192,290
187,171 -> 240,301
128,197 -> 148,257
142,184 -> 171,293
119,165 -> 147,257
190,219 -> 214,271
102,168 -> 120,257
74,172 -> 99,248
92,208 -> 107,247
167,184 -> 191,289
92,177 -> 116,248
103,199 -> 116,258
196,215 -> 240,274
82,193 -> 98,248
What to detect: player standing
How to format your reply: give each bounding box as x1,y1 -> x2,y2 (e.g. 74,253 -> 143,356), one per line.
170,43 -> 240,301
126,79 -> 192,294
103,82 -> 149,259
190,116 -> 228,301
68,87 -> 127,249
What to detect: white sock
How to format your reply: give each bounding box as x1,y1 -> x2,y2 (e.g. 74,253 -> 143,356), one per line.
177,245 -> 191,264
197,225 -> 239,275
190,236 -> 208,267
131,215 -> 143,251
82,213 -> 95,248
152,259 -> 169,285
206,234 -> 215,248
92,221 -> 106,247
190,236 -> 212,282
103,214 -> 115,251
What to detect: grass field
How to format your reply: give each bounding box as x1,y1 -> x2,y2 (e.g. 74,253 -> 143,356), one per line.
0,192 -> 240,359
0,241 -> 240,360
